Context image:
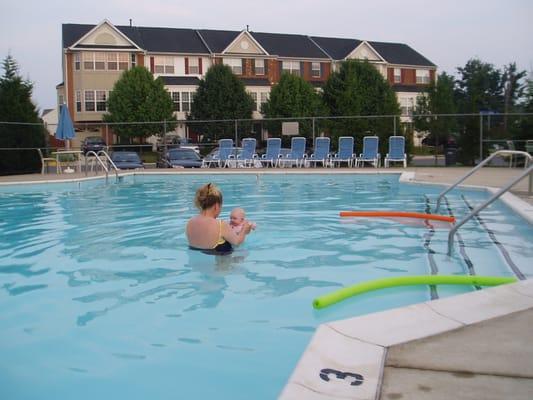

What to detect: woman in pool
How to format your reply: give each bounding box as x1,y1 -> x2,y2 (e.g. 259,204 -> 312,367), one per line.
186,183 -> 253,254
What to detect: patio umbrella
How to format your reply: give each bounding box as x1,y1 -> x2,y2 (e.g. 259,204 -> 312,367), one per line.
55,104 -> 75,149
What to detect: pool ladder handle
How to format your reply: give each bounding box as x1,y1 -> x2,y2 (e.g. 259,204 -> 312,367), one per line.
84,150 -> 120,182
441,150 -> 533,256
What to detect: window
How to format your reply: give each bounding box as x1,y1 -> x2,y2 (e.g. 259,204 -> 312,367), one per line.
394,68 -> 401,83
282,60 -> 300,76
400,98 -> 414,117
74,53 -> 81,70
107,53 -> 118,70
95,53 -> 106,70
83,52 -> 95,70
154,57 -> 174,74
188,58 -> 199,74
181,92 -> 190,112
249,92 -> 258,111
223,58 -> 242,75
131,54 -> 136,68
58,94 -> 64,106
96,91 -> 107,111
311,62 -> 321,78
171,92 -> 180,111
75,91 -> 81,112
260,92 -> 269,113
118,53 -> 128,70
416,69 -> 430,84
85,91 -> 95,111
255,59 -> 265,75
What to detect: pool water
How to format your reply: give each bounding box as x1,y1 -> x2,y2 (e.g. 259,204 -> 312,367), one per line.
0,174 -> 531,399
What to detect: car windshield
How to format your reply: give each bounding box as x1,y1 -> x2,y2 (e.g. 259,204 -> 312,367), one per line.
168,149 -> 200,161
112,153 -> 140,162
86,137 -> 105,144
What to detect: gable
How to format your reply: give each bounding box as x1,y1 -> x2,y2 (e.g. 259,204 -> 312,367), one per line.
223,31 -> 267,55
346,42 -> 383,61
77,22 -> 133,47
225,34 -> 265,55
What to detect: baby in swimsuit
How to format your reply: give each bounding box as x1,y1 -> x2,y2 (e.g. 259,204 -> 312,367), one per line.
230,208 -> 256,234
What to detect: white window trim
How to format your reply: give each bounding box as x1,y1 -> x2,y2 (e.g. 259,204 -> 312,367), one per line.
311,62 -> 321,78
154,56 -> 175,74
188,58 -> 199,74
83,90 -> 109,112
255,59 -> 265,75
282,60 -> 300,76
223,58 -> 242,75
416,69 -> 430,84
394,68 -> 401,83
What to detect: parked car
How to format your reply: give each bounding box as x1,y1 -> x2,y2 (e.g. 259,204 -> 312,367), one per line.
110,151 -> 144,170
81,136 -> 107,155
157,136 -> 200,153
157,148 -> 203,168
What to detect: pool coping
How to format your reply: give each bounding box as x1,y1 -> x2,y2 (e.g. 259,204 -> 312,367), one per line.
278,279 -> 533,399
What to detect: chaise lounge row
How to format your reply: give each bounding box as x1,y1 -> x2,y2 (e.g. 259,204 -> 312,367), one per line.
203,136 -> 407,168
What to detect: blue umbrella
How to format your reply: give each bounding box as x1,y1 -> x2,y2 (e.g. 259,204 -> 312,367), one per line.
55,105 -> 75,142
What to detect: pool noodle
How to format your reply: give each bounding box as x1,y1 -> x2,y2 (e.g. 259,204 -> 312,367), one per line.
340,211 -> 455,223
312,275 -> 517,309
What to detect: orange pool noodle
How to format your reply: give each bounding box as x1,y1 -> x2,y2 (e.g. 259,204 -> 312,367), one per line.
339,211 -> 455,223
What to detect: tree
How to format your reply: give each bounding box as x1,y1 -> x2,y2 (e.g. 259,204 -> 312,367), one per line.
189,64 -> 254,142
413,72 -> 457,147
0,55 -> 45,174
322,60 -> 400,155
454,58 -> 503,164
262,73 -> 325,144
103,66 -> 175,142
502,62 -> 527,132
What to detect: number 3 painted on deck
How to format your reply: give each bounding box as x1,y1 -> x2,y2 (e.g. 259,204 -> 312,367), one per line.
319,368 -> 364,386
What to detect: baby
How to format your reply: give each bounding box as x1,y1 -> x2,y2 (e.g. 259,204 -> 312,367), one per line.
229,207 -> 256,234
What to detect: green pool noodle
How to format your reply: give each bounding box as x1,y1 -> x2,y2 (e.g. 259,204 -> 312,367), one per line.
312,275 -> 518,309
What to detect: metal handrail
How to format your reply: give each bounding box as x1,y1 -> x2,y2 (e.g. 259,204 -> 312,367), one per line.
447,164 -> 533,256
84,150 -> 119,182
435,150 -> 532,212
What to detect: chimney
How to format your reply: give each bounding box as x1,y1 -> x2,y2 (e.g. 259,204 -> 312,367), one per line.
129,19 -> 132,27
246,25 -> 249,32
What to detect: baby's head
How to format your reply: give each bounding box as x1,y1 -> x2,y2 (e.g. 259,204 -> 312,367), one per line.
230,207 -> 246,226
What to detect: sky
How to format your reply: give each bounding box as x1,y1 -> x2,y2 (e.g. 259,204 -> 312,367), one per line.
1,0 -> 532,111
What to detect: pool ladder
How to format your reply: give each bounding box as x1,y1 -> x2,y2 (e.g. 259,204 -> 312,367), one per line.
84,150 -> 120,182
433,150 -> 533,256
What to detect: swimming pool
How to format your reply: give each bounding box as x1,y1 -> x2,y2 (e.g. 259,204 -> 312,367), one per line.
0,173 -> 531,399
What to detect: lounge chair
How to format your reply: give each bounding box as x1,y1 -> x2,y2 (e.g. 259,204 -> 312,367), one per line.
203,138 -> 234,168
261,138 -> 282,167
307,137 -> 331,167
384,136 -> 407,168
280,136 -> 306,168
332,136 -> 356,167
356,136 -> 380,168
236,138 -> 257,168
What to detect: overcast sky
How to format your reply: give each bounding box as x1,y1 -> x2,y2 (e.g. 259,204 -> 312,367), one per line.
1,0 -> 532,111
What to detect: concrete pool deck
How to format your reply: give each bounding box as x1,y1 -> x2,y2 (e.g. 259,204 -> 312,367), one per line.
1,167 -> 532,399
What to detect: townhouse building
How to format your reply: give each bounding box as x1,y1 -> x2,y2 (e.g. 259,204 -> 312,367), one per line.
58,20 -> 436,147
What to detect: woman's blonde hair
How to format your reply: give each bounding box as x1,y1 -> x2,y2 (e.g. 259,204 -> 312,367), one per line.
194,183 -> 223,210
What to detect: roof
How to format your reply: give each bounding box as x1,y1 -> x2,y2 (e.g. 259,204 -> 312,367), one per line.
250,32 -> 329,58
368,41 -> 435,67
161,76 -> 201,86
62,23 -> 435,67
42,109 -> 54,117
197,29 -> 240,53
392,84 -> 427,93
310,36 -> 361,59
239,78 -> 270,86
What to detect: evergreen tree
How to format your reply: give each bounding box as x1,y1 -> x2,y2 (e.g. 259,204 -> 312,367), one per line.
413,72 -> 457,147
502,62 -> 527,133
322,60 -> 400,156
103,66 -> 176,142
0,55 -> 45,175
262,73 -> 325,145
454,58 -> 503,164
189,64 -> 254,142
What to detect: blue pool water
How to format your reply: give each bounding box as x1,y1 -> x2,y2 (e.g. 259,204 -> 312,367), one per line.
0,173 -> 532,399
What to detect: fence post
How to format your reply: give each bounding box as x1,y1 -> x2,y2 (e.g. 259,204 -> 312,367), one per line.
479,113 -> 483,163
312,117 -> 316,144
393,116 -> 396,135
164,120 -> 167,153
234,120 -> 238,145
